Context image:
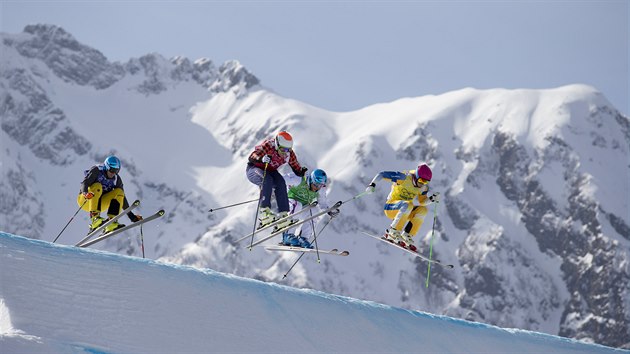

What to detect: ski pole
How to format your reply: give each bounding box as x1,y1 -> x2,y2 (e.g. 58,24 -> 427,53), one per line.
208,198 -> 258,213
341,190 -> 371,205
53,200 -> 87,243
425,201 -> 439,288
281,191 -> 366,276
311,213 -> 336,264
283,214 -> 334,279
139,225 -> 145,258
283,251 -> 306,279
249,163 -> 268,250
307,209 -> 320,262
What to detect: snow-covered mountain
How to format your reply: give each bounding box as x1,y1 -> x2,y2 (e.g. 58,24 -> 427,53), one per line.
2,232 -> 624,353
1,24 -> 628,349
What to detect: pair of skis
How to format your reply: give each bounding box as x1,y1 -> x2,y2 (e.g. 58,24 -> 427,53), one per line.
245,200 -> 344,249
265,244 -> 349,256
261,230 -> 455,265
240,192 -> 372,257
75,200 -> 165,248
235,201 -> 349,256
360,231 -> 454,269
234,201 -> 319,244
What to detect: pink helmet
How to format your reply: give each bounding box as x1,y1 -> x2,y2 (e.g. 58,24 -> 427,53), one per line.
416,164 -> 432,182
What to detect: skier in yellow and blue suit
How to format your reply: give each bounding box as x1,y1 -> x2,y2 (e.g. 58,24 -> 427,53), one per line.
78,156 -> 142,233
365,164 -> 440,252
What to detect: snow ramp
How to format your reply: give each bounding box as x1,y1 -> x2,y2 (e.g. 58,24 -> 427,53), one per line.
0,232 -> 623,353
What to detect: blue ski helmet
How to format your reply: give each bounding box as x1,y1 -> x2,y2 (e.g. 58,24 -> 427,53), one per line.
308,169 -> 327,187
104,155 -> 121,173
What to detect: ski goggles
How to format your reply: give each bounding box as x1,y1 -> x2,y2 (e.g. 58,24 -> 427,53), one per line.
278,147 -> 291,153
107,167 -> 120,174
312,181 -> 325,188
416,177 -> 429,185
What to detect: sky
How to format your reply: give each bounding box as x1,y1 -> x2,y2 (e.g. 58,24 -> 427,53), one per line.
1,1 -> 628,114
1,232 -> 622,353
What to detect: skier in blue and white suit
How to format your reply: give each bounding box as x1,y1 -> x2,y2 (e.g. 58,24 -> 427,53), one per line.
281,169 -> 340,249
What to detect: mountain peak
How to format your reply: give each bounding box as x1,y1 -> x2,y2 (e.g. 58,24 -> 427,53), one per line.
3,25 -> 260,94
23,23 -> 73,41
210,59 -> 260,94
5,23 -> 123,89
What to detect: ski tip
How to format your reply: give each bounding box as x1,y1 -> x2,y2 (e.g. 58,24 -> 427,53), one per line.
158,210 -> 165,216
132,200 -> 140,206
446,264 -> 455,269
341,251 -> 350,256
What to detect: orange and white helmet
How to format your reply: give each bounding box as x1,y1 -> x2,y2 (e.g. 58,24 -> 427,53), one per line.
275,131 -> 293,150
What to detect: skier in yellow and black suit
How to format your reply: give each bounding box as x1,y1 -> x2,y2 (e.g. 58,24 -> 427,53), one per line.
365,164 -> 440,251
78,156 -> 141,233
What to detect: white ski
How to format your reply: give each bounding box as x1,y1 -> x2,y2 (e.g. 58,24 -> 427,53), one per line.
248,201 -> 343,249
360,231 -> 454,269
265,245 -> 349,256
78,210 -> 165,248
75,200 -> 141,247
235,202 -> 318,243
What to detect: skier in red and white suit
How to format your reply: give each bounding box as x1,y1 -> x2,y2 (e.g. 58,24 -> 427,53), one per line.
246,131 -> 307,229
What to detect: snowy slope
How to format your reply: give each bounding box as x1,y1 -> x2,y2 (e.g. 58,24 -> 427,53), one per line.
1,232 -> 624,354
1,24 -> 629,348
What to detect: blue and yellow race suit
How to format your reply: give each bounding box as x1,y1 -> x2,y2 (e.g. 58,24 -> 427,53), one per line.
372,170 -> 431,236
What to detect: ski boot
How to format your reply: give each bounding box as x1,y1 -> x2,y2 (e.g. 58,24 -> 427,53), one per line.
103,219 -> 125,234
88,212 -> 105,232
399,231 -> 417,252
282,232 -> 301,247
258,207 -> 277,229
384,228 -> 402,244
296,236 -> 313,249
274,211 -> 298,230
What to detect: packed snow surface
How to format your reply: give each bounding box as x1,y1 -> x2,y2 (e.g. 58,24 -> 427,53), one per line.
0,232 -> 622,353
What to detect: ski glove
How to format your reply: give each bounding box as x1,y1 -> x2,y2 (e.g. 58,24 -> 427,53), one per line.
365,182 -> 376,193
295,166 -> 308,177
429,192 -> 440,203
327,208 -> 340,218
130,213 -> 143,222
84,192 -> 95,200
261,155 -> 271,164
